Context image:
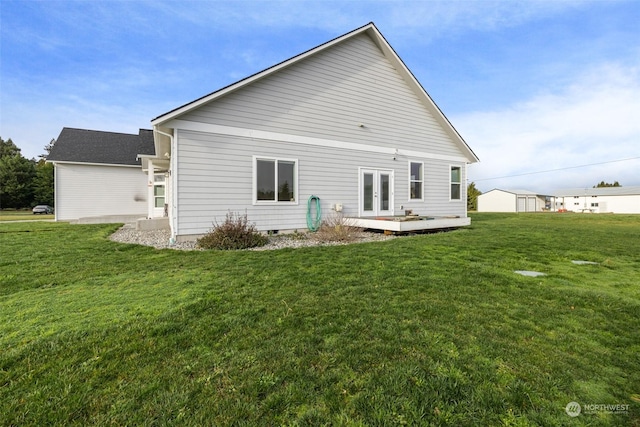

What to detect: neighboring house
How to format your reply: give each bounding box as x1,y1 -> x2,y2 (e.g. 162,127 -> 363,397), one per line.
554,186 -> 640,213
47,128 -> 155,222
477,189 -> 549,213
144,22 -> 479,241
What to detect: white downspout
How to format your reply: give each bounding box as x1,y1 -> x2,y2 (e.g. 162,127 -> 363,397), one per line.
153,127 -> 176,241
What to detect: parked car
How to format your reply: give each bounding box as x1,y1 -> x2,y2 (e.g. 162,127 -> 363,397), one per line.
32,205 -> 54,214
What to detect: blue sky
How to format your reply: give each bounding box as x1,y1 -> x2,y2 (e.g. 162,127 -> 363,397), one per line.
1,0 -> 638,193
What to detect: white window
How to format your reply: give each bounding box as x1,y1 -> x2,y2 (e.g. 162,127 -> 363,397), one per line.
450,166 -> 462,200
409,161 -> 424,201
254,157 -> 298,204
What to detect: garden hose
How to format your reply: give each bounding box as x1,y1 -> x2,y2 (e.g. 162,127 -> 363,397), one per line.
306,195 -> 321,231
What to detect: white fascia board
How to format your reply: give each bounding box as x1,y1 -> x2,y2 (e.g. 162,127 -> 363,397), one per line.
168,119 -> 471,163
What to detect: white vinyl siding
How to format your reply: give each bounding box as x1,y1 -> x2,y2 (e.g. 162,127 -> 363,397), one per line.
173,131 -> 469,236
179,33 -> 461,159
165,30 -> 475,237
478,190 -> 517,213
54,163 -> 147,221
596,196 -> 640,213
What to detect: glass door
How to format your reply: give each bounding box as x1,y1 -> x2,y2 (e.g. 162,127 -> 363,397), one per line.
153,173 -> 166,217
360,169 -> 394,217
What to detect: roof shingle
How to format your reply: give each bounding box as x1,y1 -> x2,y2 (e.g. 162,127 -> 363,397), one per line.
47,128 -> 155,166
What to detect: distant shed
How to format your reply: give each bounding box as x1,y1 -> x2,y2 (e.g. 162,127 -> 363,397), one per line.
554,186 -> 640,213
477,189 -> 548,213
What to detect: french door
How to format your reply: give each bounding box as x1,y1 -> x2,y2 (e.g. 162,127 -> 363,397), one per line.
360,169 -> 394,217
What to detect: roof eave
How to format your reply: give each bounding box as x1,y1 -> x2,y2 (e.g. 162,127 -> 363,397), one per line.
46,160 -> 141,168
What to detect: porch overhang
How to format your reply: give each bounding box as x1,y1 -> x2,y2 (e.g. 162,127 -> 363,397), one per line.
349,216 -> 471,233
137,154 -> 170,172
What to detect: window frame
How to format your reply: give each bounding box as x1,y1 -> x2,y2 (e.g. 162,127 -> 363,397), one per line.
252,156 -> 299,205
450,165 -> 462,201
408,160 -> 424,201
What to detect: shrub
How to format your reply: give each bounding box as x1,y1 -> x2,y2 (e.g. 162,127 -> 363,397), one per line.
313,213 -> 363,243
197,212 -> 268,250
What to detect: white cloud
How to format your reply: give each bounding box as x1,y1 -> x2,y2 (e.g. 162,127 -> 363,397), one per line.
144,0 -> 588,40
387,0 -> 585,36
457,62 -> 640,193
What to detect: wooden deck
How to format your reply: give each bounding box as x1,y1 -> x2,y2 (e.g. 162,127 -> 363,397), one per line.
348,215 -> 471,233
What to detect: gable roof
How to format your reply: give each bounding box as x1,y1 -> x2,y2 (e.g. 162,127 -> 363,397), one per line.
152,22 -> 478,163
47,128 -> 155,166
554,186 -> 640,197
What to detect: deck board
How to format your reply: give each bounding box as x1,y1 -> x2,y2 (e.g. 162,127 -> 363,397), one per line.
348,216 -> 471,232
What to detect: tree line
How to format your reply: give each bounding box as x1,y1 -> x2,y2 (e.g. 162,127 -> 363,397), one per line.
594,181 -> 621,188
0,137 -> 54,209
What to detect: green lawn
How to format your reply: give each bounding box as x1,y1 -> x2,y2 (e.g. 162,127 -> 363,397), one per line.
0,209 -> 54,221
1,213 -> 638,426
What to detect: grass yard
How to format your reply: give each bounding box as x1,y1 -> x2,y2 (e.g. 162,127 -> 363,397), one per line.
1,213 -> 638,426
0,210 -> 54,221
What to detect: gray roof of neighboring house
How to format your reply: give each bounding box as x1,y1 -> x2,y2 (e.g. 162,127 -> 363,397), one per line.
554,186 -> 640,197
46,127 -> 155,166
486,188 -> 550,196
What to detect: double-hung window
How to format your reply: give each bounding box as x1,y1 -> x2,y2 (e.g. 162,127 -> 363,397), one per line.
450,166 -> 462,200
254,157 -> 297,204
409,161 -> 423,200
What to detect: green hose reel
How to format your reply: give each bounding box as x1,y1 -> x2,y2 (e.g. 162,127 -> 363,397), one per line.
306,195 -> 321,231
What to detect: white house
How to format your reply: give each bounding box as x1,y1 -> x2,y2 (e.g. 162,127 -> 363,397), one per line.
477,189 -> 549,213
554,186 -> 640,213
142,22 -> 479,241
47,128 -> 155,222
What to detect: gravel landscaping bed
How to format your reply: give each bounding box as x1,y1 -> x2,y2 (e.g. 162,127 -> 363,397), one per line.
109,224 -> 396,251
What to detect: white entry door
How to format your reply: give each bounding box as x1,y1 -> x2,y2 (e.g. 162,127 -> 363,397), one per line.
152,173 -> 167,217
360,169 -> 394,217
